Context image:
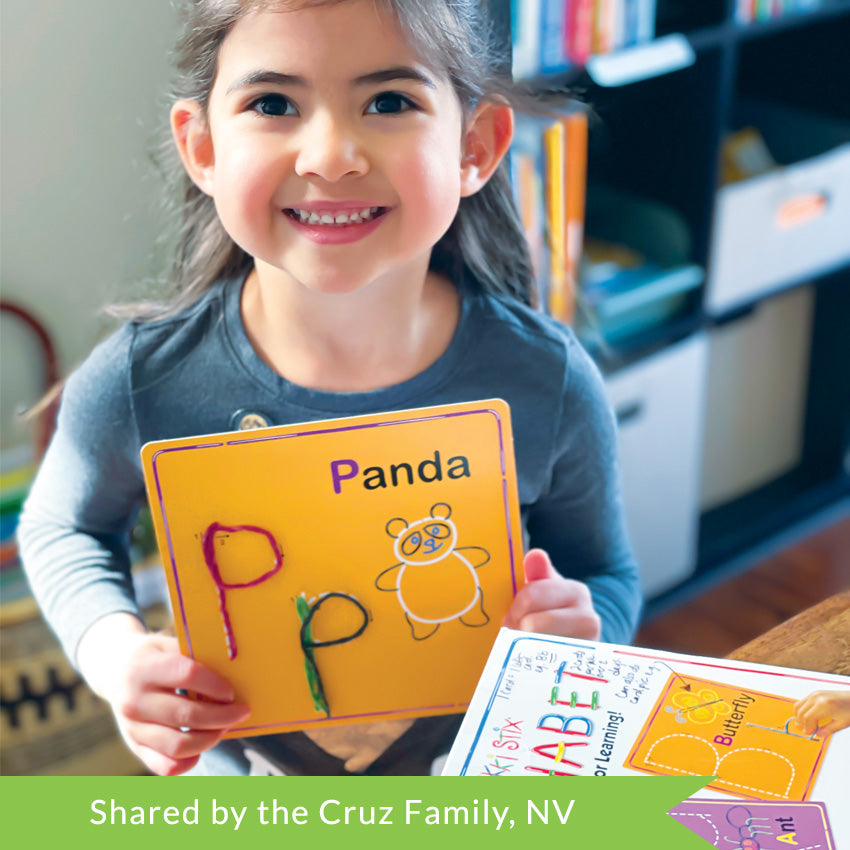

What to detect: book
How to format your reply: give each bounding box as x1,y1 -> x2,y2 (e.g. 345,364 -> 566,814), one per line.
512,0 -> 543,79
141,400 -> 524,737
735,0 -> 757,24
509,144 -> 547,292
540,0 -> 572,74
442,629 -> 850,847
542,110 -> 588,324
756,0 -> 775,20
568,0 -> 596,65
594,0 -> 616,54
635,0 -> 656,44
621,0 -> 639,48
542,120 -> 569,321
563,110 -> 588,323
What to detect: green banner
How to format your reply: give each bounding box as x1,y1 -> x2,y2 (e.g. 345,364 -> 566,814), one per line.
1,775 -> 712,848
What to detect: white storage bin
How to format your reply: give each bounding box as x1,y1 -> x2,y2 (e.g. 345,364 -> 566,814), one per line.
605,332 -> 709,598
707,103 -> 850,314
700,286 -> 814,511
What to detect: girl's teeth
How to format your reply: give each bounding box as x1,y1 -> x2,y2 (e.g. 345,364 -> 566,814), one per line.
292,207 -> 381,225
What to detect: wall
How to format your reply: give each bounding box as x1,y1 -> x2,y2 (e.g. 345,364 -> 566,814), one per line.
1,0 -> 177,453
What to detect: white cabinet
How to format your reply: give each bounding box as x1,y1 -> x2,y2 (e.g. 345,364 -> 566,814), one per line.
605,333 -> 709,598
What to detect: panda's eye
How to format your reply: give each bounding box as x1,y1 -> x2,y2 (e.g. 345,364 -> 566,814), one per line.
401,532 -> 422,556
428,524 -> 450,539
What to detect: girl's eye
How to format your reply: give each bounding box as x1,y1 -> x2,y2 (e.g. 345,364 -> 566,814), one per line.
366,91 -> 415,115
249,94 -> 296,117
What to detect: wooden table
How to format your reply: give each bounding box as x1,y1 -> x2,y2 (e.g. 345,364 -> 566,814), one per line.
727,589 -> 850,677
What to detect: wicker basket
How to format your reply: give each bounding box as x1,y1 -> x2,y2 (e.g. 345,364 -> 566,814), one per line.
1,597 -> 170,775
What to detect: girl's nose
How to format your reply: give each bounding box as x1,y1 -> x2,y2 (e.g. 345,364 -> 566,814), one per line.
294,112 -> 369,182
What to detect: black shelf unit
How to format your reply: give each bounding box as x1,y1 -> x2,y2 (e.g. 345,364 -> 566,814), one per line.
495,0 -> 850,599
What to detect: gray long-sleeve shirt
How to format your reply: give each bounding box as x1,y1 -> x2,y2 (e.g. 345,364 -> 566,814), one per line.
18,273 -> 640,774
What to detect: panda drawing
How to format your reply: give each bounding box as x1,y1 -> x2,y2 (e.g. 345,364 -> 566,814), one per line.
375,502 -> 490,640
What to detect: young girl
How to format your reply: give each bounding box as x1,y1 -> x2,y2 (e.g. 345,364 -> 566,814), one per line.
18,0 -> 640,777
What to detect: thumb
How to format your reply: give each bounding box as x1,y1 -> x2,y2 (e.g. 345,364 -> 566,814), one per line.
523,548 -> 559,583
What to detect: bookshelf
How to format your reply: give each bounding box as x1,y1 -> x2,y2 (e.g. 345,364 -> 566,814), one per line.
493,0 -> 850,604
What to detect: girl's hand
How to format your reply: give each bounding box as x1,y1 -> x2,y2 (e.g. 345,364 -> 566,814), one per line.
78,615 -> 249,776
794,689 -> 850,737
107,633 -> 250,776
502,549 -> 601,640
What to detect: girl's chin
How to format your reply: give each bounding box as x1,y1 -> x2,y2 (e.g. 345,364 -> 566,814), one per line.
289,272 -> 379,297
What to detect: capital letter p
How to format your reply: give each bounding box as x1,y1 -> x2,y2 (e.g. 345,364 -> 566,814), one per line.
330,459 -> 359,494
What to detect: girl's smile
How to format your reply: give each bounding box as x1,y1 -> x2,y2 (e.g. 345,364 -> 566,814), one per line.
283,201 -> 391,245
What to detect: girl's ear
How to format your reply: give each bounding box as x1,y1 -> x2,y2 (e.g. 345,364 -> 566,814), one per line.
170,99 -> 215,196
460,100 -> 514,198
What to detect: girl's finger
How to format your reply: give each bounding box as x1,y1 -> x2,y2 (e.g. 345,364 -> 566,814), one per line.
795,714 -> 816,735
131,742 -> 200,777
815,719 -> 843,737
134,651 -> 239,702
795,704 -> 816,726
508,578 -> 590,622
523,549 -> 559,583
123,721 -> 225,761
122,690 -> 250,731
516,605 -> 601,641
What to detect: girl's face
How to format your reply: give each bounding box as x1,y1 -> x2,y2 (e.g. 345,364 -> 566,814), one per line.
175,1 -> 494,295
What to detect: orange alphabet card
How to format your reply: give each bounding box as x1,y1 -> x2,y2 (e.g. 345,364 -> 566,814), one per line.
141,399 -> 524,737
626,674 -> 829,800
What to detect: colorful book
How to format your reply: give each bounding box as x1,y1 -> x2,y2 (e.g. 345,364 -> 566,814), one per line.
141,400 -> 524,737
611,0 -> 628,50
540,0 -> 572,74
442,628 -> 850,847
635,0 -> 656,44
735,0 -> 757,24
512,0 -> 543,79
568,0 -> 596,65
510,146 -> 547,292
563,110 -> 588,324
756,0 -> 775,20
594,0 -> 616,54
542,120 -> 569,321
621,0 -> 639,47
542,110 -> 588,324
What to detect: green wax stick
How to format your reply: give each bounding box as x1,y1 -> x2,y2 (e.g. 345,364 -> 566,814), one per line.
296,596 -> 330,717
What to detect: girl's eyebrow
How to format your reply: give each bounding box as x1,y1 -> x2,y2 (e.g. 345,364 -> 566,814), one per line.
226,66 -> 436,95
352,66 -> 436,89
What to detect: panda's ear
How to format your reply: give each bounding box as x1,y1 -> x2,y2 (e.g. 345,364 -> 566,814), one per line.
430,502 -> 452,520
386,517 -> 409,538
